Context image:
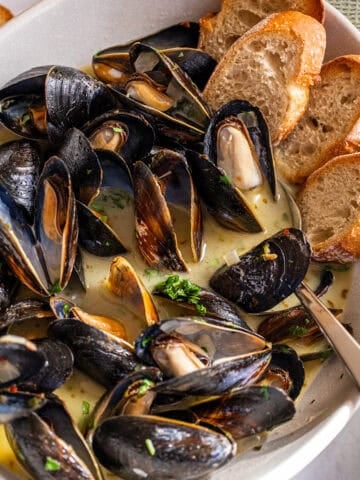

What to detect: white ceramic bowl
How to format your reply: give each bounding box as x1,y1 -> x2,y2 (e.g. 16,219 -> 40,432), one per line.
0,1 -> 359,479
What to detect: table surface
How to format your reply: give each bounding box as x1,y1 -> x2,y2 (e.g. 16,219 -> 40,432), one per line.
2,1 -> 360,479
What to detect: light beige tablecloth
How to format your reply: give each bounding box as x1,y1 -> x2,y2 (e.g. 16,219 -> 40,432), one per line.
330,0 -> 360,28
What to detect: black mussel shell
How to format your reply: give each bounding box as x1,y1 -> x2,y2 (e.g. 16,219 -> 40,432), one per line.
95,149 -> 133,191
0,392 -> 46,424
0,66 -> 50,99
35,395 -> 103,479
46,65 -> 117,144
135,324 -> 163,366
77,201 -> 128,257
58,128 -> 103,206
88,368 -> 162,434
17,339 -> 73,393
187,150 -> 263,232
48,319 -> 138,388
34,156 -> 78,291
269,345 -> 305,400
0,140 -> 42,219
153,279 -> 251,330
153,349 -> 271,396
83,110 -> 155,165
210,228 -> 311,313
92,22 -> 199,84
0,335 -> 47,389
204,100 -> 277,199
92,414 -> 235,480
154,317 -> 266,362
133,161 -> 187,271
194,386 -> 295,440
0,183 -> 50,295
74,246 -> 87,291
166,48 -> 216,90
151,149 -> 203,262
0,262 -> 18,316
6,412 -> 96,479
0,299 -> 53,330
0,94 -> 47,139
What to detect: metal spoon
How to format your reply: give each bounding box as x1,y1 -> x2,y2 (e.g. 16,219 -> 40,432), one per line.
296,282 -> 360,390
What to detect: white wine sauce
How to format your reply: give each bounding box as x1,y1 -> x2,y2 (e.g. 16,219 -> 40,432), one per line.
0,138 -> 353,478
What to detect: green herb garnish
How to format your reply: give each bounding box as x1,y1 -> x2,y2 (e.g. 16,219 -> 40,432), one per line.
289,325 -> 308,337
44,457 -> 61,472
21,113 -> 31,125
219,175 -> 231,185
82,400 -> 90,415
50,281 -> 62,294
62,303 -> 71,316
260,386 -> 270,401
137,379 -> 155,398
154,275 -> 206,315
145,438 -> 156,456
100,215 -> 108,224
112,126 -> 124,133
144,268 -> 160,279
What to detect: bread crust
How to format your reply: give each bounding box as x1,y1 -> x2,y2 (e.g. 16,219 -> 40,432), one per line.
198,0 -> 325,61
0,5 -> 12,26
298,153 -> 360,263
203,11 -> 326,143
276,55 -> 360,184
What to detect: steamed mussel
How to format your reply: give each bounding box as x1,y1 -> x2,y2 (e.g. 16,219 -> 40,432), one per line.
0,14 -> 349,480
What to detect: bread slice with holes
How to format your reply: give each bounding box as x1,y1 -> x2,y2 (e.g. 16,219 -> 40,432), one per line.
203,11 -> 326,144
297,153 -> 360,263
275,56 -> 360,184
199,0 -> 325,61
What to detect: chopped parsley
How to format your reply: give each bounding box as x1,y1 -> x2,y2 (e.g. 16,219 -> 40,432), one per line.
154,275 -> 206,315
260,386 -> 270,401
50,281 -> 62,294
219,175 -> 231,185
82,400 -> 90,415
62,303 -> 71,316
112,126 -> 124,134
44,457 -> 61,472
289,325 -> 308,337
21,113 -> 31,125
145,438 -> 156,456
141,334 -> 155,349
137,379 -> 155,398
143,268 -> 160,279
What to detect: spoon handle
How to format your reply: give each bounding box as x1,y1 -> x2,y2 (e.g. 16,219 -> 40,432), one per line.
295,282 -> 360,390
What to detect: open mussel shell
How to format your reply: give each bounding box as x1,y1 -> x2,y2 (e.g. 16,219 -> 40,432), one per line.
83,110 -> 155,165
95,149 -> 133,191
92,22 -> 199,85
153,349 -> 271,396
6,412 -> 98,480
129,43 -> 211,128
133,161 -> 187,271
0,299 -> 53,331
35,156 -> 78,291
210,228 -> 311,313
77,201 -> 128,256
92,414 -> 235,480
107,256 -> 159,326
48,319 -> 138,388
0,335 -> 46,388
0,140 -> 42,219
49,296 -> 75,319
17,339 -> 74,393
152,318 -> 266,362
153,279 -> 251,329
194,386 -> 295,440
34,395 -> 104,479
204,100 -> 277,199
46,65 -> 117,144
151,149 -> 203,262
265,345 -> 305,400
187,150 -> 263,232
257,269 -> 334,342
88,368 -> 162,436
0,392 -> 47,424
0,183 -> 50,295
58,128 -> 103,206
0,95 -> 47,140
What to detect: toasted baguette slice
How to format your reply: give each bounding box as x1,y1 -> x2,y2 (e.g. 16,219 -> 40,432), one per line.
199,0 -> 325,61
203,11 -> 326,144
0,5 -> 13,26
275,56 -> 360,184
297,153 -> 360,263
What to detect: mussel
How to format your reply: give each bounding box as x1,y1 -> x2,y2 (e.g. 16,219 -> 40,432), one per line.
210,228 -> 311,313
